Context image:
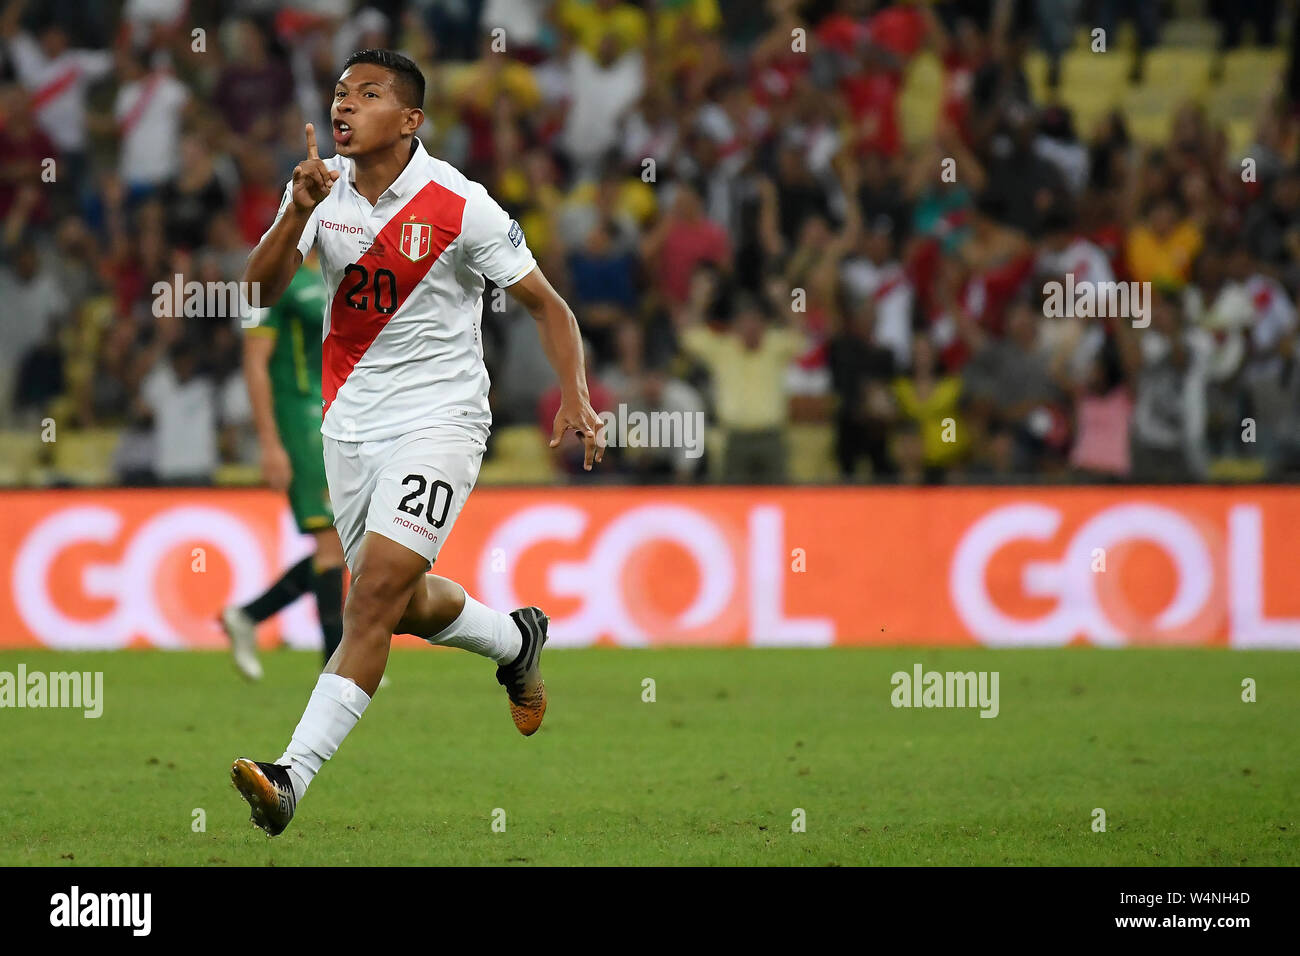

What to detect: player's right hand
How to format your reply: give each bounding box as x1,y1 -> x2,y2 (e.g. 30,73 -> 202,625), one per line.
291,124 -> 340,213
549,396 -> 606,472
262,442 -> 293,492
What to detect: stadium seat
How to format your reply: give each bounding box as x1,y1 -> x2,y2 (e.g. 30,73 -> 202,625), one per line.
1207,457 -> 1270,483
50,428 -> 121,486
214,463 -> 263,487
787,423 -> 839,483
1206,48 -> 1285,153
0,430 -> 43,486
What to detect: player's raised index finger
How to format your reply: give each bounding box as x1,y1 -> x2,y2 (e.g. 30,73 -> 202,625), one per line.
305,123 -> 319,160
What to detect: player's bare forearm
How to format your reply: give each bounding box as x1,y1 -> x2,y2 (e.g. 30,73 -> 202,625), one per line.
508,268 -> 588,401
242,214 -> 307,308
507,267 -> 605,468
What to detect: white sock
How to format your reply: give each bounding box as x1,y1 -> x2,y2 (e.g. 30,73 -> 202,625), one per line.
424,588 -> 521,664
278,673 -> 370,801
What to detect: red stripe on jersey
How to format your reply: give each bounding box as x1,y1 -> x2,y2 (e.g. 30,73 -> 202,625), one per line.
322,179 -> 467,418
31,65 -> 82,111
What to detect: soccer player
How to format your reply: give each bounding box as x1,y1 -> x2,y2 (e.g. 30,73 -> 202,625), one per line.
219,250 -> 345,680
230,50 -> 604,836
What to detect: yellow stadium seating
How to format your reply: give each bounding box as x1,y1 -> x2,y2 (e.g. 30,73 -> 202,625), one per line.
49,428 -> 121,486
787,423 -> 839,483
0,430 -> 43,486
899,38 -> 1278,156
214,463 -> 263,487
1207,457 -> 1270,483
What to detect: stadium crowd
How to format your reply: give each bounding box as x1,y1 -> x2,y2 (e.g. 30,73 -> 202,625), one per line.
1,0 -> 1298,485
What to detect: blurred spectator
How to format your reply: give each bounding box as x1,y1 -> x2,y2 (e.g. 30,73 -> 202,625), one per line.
615,369 -> 708,481
214,19 -> 293,144
112,46 -> 191,196
1126,195 -> 1204,286
643,182 -> 730,307
0,90 -> 56,226
1115,292 -> 1209,481
0,242 -> 68,424
1242,166 -> 1300,268
1068,339 -> 1134,480
568,219 -> 637,312
12,320 -> 63,417
892,335 -> 967,481
828,299 -> 896,478
980,105 -> 1066,235
962,300 -> 1067,473
679,293 -> 804,483
1247,334 -> 1300,477
138,337 -> 217,484
560,31 -> 645,178
481,0 -> 547,58
421,0 -> 487,62
0,0 -> 114,206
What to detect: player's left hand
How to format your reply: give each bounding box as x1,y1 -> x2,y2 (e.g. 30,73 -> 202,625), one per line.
549,397 -> 605,471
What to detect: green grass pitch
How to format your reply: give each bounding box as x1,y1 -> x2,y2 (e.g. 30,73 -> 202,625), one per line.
1,647 -> 1296,865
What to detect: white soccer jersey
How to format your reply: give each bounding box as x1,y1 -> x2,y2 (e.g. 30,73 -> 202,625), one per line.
261,138 -> 536,443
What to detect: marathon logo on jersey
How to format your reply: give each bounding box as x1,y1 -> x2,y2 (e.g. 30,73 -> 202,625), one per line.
400,218 -> 434,262
320,219 -> 365,235
508,219 -> 524,248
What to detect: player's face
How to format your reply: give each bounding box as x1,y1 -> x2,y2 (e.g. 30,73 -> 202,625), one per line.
330,64 -> 411,156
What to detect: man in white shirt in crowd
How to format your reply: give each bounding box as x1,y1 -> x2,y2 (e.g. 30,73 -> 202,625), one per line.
139,337 -> 218,484
113,46 -> 191,196
0,0 -> 113,204
0,242 -> 68,425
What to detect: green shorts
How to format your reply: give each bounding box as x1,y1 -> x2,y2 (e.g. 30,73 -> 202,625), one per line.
277,400 -> 334,534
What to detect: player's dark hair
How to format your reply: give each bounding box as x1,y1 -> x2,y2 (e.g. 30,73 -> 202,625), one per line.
343,49 -> 425,109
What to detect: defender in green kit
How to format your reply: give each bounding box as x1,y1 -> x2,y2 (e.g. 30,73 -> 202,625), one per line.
220,252 -> 345,679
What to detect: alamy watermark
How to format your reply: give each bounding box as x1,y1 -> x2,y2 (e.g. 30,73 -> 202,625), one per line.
597,404 -> 705,459
0,665 -> 103,718
50,886 -> 150,936
1043,275 -> 1151,328
890,664 -> 999,718
152,274 -> 262,326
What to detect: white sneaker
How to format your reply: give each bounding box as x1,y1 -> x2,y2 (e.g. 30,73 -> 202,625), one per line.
220,606 -> 263,681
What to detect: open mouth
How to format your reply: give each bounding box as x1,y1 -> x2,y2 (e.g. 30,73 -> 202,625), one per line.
333,119 -> 353,146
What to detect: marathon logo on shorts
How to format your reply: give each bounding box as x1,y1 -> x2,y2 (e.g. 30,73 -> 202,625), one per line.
393,514 -> 438,544
507,219 -> 523,248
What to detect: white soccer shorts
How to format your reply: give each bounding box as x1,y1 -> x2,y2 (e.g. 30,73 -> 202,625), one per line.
323,425 -> 486,573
